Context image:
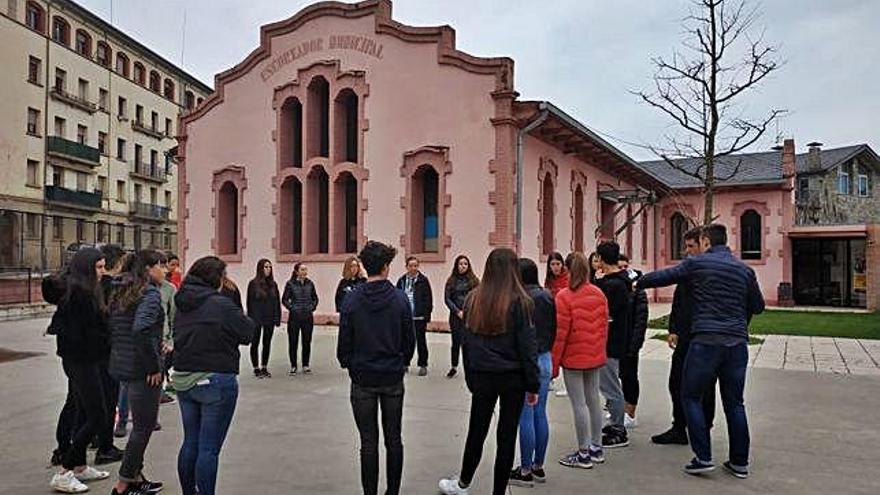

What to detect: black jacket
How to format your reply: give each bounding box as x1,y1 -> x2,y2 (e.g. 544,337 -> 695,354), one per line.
246,279 -> 281,327
395,272 -> 434,320
625,270 -> 649,355
108,283 -> 164,381
52,290 -> 109,363
462,301 -> 540,394
220,284 -> 242,309
335,277 -> 366,313
668,282 -> 694,338
640,246 -> 765,341
173,276 -> 256,374
444,275 -> 473,317
282,278 -> 319,319
596,270 -> 633,360
337,280 -> 415,387
525,284 -> 557,354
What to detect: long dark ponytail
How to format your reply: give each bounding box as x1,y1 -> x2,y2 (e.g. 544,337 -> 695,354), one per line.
63,247 -> 106,314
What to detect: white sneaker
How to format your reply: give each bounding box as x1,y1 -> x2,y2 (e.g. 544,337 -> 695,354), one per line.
50,471 -> 89,493
604,410 -> 611,420
554,388 -> 568,397
74,466 -> 110,482
624,413 -> 638,429
439,477 -> 469,494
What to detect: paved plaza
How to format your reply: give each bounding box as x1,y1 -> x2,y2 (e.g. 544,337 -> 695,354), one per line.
2,317 -> 879,494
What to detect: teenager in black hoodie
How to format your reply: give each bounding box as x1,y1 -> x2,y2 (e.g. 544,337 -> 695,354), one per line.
337,241 -> 415,495
246,259 -> 281,378
444,255 -> 479,379
282,263 -> 319,374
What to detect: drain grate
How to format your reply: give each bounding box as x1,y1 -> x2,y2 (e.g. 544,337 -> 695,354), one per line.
0,347 -> 44,364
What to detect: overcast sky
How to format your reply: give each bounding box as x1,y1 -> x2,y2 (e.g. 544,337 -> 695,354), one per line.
76,0 -> 879,160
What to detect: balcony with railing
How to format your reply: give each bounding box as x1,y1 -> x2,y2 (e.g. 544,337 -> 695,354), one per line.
47,136 -> 101,167
45,185 -> 102,211
129,202 -> 170,221
129,162 -> 168,183
50,87 -> 98,114
131,120 -> 165,140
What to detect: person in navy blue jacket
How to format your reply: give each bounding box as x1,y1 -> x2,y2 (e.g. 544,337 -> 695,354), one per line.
637,223 -> 764,479
337,240 -> 415,495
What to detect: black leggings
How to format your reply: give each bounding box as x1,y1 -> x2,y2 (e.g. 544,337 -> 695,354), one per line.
250,324 -> 275,369
460,372 -> 525,495
288,316 -> 314,368
61,359 -> 108,470
449,315 -> 465,368
619,354 -> 640,406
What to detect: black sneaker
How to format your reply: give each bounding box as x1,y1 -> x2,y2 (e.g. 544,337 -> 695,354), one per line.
254,368 -> 264,378
446,368 -> 457,378
261,368 -> 272,378
111,486 -> 149,495
114,422 -> 128,438
137,476 -> 164,493
94,445 -> 124,465
289,368 -> 297,376
652,428 -> 689,445
684,457 -> 716,475
722,461 -> 749,479
531,467 -> 546,483
50,448 -> 66,466
602,430 -> 630,449
508,467 -> 535,487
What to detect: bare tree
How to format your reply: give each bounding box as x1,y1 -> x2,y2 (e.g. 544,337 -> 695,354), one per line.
635,0 -> 784,225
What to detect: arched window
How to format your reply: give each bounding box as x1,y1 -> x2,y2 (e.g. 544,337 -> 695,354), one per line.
280,177 -> 303,254
280,97 -> 303,168
163,78 -> 175,101
26,2 -> 46,33
75,29 -> 92,57
541,172 -> 555,256
573,184 -> 584,253
306,76 -> 329,159
149,71 -> 161,92
334,172 -> 359,253
411,165 -> 439,253
740,209 -> 762,260
196,97 -> 203,106
670,212 -> 688,261
217,182 -> 238,255
96,41 -> 111,67
306,167 -> 329,253
334,89 -> 358,163
133,62 -> 146,85
184,91 -> 195,110
116,52 -> 130,77
51,16 -> 70,46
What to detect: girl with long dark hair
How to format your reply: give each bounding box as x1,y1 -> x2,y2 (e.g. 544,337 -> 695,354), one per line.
439,248 -> 539,495
444,254 -> 480,379
281,262 -> 319,375
544,252 -> 569,297
246,259 -> 281,378
107,251 -> 167,495
49,248 -> 112,493
334,256 -> 366,313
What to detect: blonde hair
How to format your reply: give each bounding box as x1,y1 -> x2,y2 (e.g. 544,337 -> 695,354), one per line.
341,256 -> 361,279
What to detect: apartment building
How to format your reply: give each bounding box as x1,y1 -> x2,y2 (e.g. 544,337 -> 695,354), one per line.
0,0 -> 211,270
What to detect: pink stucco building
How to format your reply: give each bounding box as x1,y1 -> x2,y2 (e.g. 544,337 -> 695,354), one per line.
177,0 -> 879,325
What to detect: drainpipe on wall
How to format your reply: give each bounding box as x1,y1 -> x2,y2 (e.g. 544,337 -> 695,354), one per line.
515,105 -> 550,251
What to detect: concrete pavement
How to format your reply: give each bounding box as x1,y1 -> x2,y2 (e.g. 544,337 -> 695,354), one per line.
1,317 -> 879,494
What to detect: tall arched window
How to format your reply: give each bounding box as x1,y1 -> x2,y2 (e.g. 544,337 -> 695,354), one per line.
541,172 -> 555,256
307,167 -> 329,253
75,29 -> 92,57
670,212 -> 688,260
149,71 -> 161,92
217,182 -> 238,255
133,62 -> 146,85
334,172 -> 359,253
51,16 -> 70,46
163,79 -> 175,101
184,91 -> 195,110
96,41 -> 111,67
573,184 -> 584,253
116,52 -> 130,77
26,2 -> 46,34
334,89 -> 358,163
306,76 -> 329,159
411,165 -> 439,253
740,209 -> 762,260
280,177 -> 303,254
280,97 -> 303,168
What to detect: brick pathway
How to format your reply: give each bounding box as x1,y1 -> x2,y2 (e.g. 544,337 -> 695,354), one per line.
641,329 -> 880,376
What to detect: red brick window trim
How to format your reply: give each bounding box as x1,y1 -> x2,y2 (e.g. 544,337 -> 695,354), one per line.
570,170 -> 588,253
26,2 -> 46,34
399,146 -> 452,263
537,157 -> 558,260
660,203 -> 696,265
730,200 -> 771,265
211,166 -> 247,262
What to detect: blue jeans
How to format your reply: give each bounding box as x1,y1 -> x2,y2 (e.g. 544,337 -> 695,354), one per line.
518,352 -> 552,469
117,383 -> 129,425
682,342 -> 750,467
176,373 -> 239,495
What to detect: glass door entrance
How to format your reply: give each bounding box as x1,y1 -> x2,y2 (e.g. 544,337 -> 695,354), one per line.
792,238 -> 867,308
